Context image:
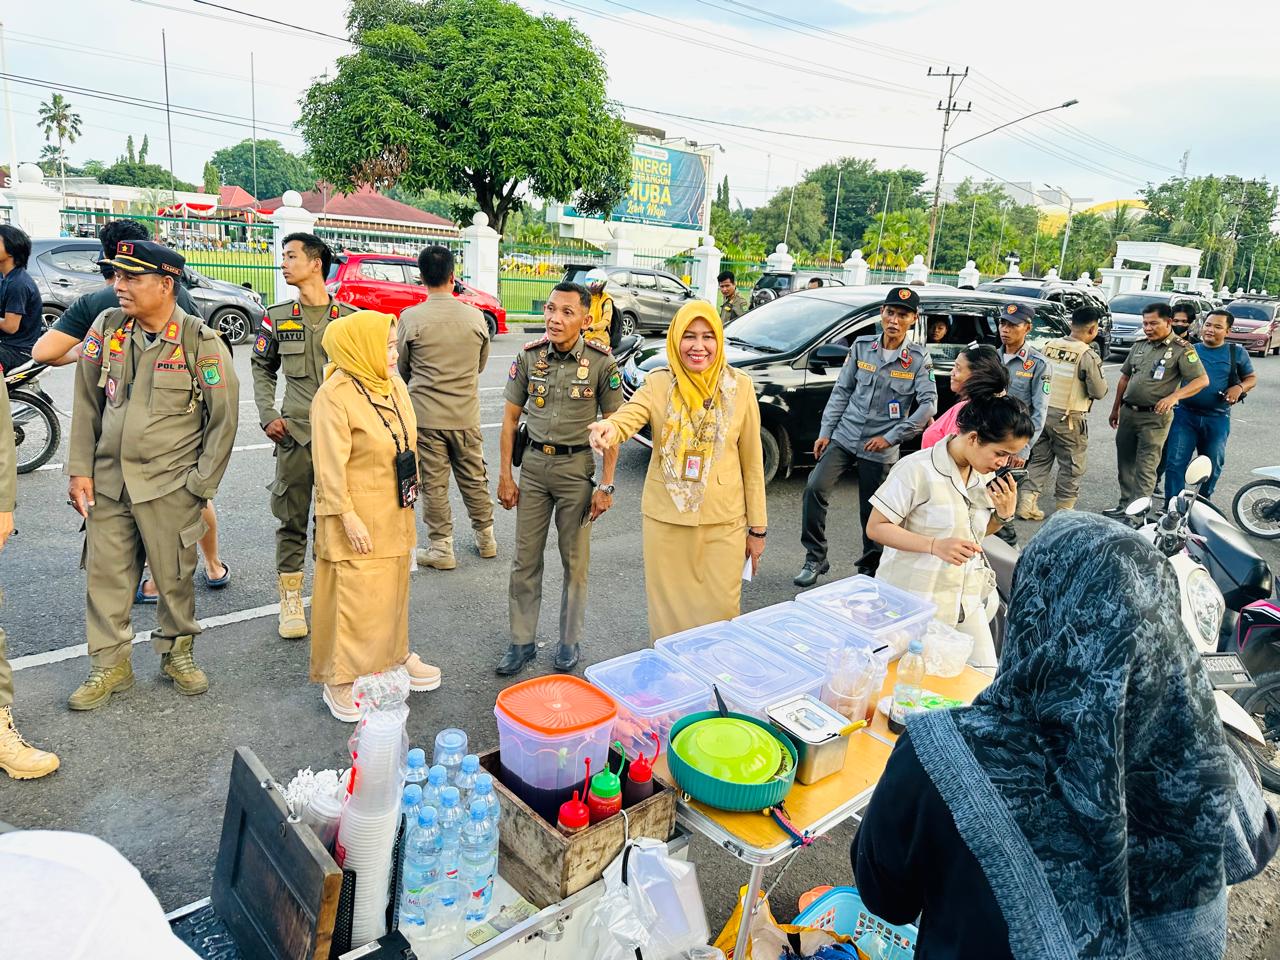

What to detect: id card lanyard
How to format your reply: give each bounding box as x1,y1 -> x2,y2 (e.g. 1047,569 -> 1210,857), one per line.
682,399 -> 718,482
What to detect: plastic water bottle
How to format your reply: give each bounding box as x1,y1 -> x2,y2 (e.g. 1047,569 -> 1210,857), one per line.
471,774 -> 501,843
459,800 -> 497,921
454,754 -> 480,801
890,636 -> 926,734
434,729 -> 468,785
400,784 -> 423,837
422,764 -> 448,812
399,806 -> 440,935
437,786 -> 464,879
405,747 -> 428,787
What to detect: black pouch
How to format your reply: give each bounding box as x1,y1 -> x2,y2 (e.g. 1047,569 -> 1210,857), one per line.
395,448 -> 418,509
513,421 -> 528,468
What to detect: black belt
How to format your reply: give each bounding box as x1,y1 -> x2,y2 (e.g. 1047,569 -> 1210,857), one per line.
1122,401 -> 1158,413
527,438 -> 590,456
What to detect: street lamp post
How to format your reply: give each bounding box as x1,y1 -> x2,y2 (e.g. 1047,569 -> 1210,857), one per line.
1045,183 -> 1077,275
926,99 -> 1079,269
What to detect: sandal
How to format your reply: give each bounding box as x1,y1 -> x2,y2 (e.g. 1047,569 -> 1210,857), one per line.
204,561 -> 231,590
134,579 -> 158,605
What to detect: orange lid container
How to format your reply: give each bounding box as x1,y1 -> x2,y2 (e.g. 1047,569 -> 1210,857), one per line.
495,675 -> 617,736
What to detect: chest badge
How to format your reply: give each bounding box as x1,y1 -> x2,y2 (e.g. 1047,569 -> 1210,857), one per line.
534,396 -> 545,408
576,363 -> 590,380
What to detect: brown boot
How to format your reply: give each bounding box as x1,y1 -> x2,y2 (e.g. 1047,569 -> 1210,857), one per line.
475,526 -> 497,559
68,660 -> 135,711
0,706 -> 59,780
1016,491 -> 1044,521
161,635 -> 209,696
1056,498 -> 1077,511
278,572 -> 308,639
416,537 -> 457,570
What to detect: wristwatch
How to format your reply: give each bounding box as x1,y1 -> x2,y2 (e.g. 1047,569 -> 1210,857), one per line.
596,482 -> 615,495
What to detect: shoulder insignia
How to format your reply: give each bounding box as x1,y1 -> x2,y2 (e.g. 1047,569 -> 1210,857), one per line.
1174,336 -> 1191,348
253,333 -> 271,357
329,303 -> 340,319
585,339 -> 611,354
196,356 -> 225,388
1186,349 -> 1199,364
524,336 -> 549,351
82,331 -> 103,366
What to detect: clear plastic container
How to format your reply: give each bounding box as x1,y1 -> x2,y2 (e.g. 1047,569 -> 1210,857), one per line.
654,621 -> 824,720
735,602 -> 850,667
821,643 -> 888,725
796,575 -> 937,660
494,675 -> 617,823
585,649 -> 712,760
923,619 -> 975,677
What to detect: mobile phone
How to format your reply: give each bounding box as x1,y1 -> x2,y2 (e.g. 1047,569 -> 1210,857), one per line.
991,465 -> 1027,484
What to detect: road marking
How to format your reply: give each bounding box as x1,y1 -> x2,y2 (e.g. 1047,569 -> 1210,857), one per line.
233,442 -> 273,452
11,598 -> 311,672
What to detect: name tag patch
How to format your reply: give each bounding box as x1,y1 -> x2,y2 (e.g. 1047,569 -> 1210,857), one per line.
1015,370 -> 1033,378
276,330 -> 306,343
889,369 -> 914,380
856,360 -> 876,371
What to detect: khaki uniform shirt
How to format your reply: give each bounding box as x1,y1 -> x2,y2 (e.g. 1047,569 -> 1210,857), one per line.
720,292 -> 749,325
1120,333 -> 1201,406
504,335 -> 623,445
251,298 -> 356,446
0,382 -> 14,512
396,294 -> 490,430
820,336 -> 937,464
68,305 -> 239,503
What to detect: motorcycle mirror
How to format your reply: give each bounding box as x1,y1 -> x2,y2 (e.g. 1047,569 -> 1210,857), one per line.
1125,497 -> 1152,517
1185,455 -> 1212,486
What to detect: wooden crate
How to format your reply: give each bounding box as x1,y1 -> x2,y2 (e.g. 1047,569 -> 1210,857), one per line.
477,748 -> 676,908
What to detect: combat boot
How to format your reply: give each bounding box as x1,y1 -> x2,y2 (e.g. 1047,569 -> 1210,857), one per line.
1016,491 -> 1044,521
161,635 -> 209,696
68,660 -> 135,711
416,537 -> 457,570
1056,498 -> 1077,511
278,572 -> 308,639
475,526 -> 498,559
0,706 -> 59,780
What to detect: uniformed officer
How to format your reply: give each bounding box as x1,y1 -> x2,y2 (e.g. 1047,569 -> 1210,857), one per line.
796,286 -> 937,587
496,282 -> 622,675
717,270 -> 749,325
1019,306 -> 1109,519
583,269 -> 621,350
251,232 -> 356,639
66,241 -> 238,710
1106,301 -> 1209,517
992,302 -> 1051,544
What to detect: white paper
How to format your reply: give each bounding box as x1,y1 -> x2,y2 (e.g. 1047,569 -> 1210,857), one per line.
742,555 -> 753,582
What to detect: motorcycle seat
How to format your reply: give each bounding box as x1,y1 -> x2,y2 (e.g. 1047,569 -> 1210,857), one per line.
1188,503 -> 1273,607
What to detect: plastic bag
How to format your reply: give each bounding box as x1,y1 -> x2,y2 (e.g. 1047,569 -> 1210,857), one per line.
583,837 -> 710,960
713,887 -> 855,959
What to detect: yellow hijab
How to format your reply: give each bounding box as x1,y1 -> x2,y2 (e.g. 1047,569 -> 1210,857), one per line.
322,310 -> 395,396
666,300 -> 727,415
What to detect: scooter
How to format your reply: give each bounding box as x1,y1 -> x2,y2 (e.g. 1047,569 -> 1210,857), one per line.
1232,465 -> 1280,540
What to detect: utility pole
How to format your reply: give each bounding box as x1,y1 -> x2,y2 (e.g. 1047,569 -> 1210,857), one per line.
873,178 -> 892,273
0,22 -> 18,191
250,52 -> 259,200
964,197 -> 977,262
162,29 -> 176,203
827,168 -> 842,267
924,66 -> 971,269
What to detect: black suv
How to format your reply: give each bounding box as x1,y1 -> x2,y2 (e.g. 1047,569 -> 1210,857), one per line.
620,285 -> 1069,483
977,275 -> 1112,357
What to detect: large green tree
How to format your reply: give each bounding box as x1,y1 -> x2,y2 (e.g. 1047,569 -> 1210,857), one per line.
861,209 -> 929,270
299,0 -> 632,233
209,138 -> 313,200
748,182 -> 828,253
805,157 -> 927,259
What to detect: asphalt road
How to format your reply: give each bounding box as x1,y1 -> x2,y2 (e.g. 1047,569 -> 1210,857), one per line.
1,332 -> 1277,955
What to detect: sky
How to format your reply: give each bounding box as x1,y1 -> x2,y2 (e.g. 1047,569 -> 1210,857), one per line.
2,0 -> 1277,215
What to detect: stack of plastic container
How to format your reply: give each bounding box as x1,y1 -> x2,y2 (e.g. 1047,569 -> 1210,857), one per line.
335,667 -> 412,946
654,621 -> 824,720
735,602 -> 851,669
585,649 -> 712,760
795,575 -> 937,661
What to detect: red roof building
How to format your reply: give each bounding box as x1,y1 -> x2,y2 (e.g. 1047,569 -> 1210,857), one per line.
218,185 -> 258,209
258,184 -> 458,238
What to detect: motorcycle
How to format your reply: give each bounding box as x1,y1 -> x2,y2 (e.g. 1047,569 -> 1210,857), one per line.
985,456 -> 1276,787
1231,465 -> 1280,540
5,359 -> 60,474
612,333 -> 643,370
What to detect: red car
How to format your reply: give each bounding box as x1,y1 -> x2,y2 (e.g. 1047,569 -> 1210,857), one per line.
326,252 -> 507,338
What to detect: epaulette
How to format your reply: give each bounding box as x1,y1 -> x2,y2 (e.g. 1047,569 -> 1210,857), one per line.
523,336 -> 549,350
585,339 -> 612,354
1174,335 -> 1192,348
266,300 -> 296,315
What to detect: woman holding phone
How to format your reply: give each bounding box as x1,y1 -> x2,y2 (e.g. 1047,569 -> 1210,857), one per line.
865,394 -> 1033,669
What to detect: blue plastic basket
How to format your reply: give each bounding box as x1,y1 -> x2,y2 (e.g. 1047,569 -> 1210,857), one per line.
794,886 -> 917,960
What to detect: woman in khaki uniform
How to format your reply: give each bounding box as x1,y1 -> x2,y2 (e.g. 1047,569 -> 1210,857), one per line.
590,301 -> 767,641
309,311 -> 439,721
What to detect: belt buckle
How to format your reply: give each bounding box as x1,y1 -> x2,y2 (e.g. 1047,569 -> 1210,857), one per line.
542,444 -> 555,456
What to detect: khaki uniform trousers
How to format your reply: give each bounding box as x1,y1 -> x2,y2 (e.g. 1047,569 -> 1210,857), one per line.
508,448 -> 594,647
0,626 -> 12,710
1025,413 -> 1090,504
270,437 -> 315,574
418,427 -> 494,540
85,486 -> 205,668
1116,407 -> 1174,506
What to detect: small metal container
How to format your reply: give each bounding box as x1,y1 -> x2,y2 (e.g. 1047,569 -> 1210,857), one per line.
766,694 -> 851,784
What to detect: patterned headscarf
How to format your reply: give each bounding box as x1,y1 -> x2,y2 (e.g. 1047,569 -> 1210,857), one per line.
322,310 -> 394,396
909,511 -> 1254,959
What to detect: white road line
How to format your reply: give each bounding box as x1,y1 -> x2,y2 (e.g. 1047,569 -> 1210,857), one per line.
233,442 -> 273,452
11,598 -> 311,672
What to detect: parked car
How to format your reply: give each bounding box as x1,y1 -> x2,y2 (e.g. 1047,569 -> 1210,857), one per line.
560,264 -> 694,336
326,252 -> 507,338
977,275 -> 1113,358
26,238 -> 265,343
1106,290 -> 1215,359
750,270 -> 846,308
1222,296 -> 1280,356
620,285 -> 1068,483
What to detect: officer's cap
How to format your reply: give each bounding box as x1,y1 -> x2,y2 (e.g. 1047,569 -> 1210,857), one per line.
998,301 -> 1035,326
883,286 -> 919,313
99,240 -> 185,279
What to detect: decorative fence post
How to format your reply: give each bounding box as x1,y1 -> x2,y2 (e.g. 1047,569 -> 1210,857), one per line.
462,212 -> 500,298
691,235 -> 723,305
3,164 -> 61,238
604,224 -> 635,268
957,259 -> 981,288
267,190 -> 318,303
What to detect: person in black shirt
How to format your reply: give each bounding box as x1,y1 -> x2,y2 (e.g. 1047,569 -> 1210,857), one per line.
854,511 -> 1277,960
0,225 -> 42,370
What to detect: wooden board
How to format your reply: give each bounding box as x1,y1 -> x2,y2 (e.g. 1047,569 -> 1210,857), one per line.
478,749 -> 676,908
211,747 -> 345,960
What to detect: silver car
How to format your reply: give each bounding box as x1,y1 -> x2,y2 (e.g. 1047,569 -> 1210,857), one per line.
1106,290 -> 1215,359
28,238 -> 265,344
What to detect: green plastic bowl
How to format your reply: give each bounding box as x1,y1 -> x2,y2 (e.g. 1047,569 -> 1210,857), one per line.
667,710 -> 797,812
671,717 -> 782,784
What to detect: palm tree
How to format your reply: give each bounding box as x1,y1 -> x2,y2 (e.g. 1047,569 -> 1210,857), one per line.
36,92 -> 82,197
38,144 -> 66,178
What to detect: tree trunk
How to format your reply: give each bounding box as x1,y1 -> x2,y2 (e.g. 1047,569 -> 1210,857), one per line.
58,135 -> 66,204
